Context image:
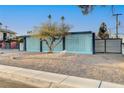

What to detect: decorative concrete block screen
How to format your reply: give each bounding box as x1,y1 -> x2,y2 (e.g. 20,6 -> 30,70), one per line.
42,39 -> 63,52
26,37 -> 41,52
65,34 -> 93,54
42,32 -> 93,54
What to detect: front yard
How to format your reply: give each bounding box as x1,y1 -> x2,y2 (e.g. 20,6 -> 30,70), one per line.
0,49 -> 124,85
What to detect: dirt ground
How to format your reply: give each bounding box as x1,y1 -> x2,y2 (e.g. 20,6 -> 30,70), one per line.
0,49 -> 124,85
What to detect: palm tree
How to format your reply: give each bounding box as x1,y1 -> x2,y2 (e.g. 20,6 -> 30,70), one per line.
78,5 -> 95,15
48,14 -> 52,23
61,16 -> 65,24
48,14 -> 51,19
78,5 -> 114,15
48,14 -> 52,29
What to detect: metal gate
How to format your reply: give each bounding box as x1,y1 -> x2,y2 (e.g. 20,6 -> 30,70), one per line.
95,39 -> 122,54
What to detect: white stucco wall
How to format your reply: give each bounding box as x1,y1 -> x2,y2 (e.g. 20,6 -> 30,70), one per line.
0,32 -> 3,40
20,43 -> 24,51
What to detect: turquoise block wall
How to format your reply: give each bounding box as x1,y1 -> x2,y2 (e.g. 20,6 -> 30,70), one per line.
25,33 -> 93,54
65,34 -> 93,54
26,37 -> 40,52
42,39 -> 63,52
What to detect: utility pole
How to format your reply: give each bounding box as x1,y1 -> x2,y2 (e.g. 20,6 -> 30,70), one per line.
5,25 -> 8,31
113,13 -> 123,38
0,22 -> 2,29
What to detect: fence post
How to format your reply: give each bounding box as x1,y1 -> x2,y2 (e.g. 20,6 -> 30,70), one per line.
63,37 -> 65,50
24,37 -> 27,51
120,39 -> 122,54
92,33 -> 95,54
40,40 -> 42,52
105,39 -> 106,53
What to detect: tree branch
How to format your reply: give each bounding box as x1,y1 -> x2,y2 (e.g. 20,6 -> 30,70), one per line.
52,38 -> 63,49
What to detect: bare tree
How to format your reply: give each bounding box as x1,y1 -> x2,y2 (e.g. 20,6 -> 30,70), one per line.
32,15 -> 71,53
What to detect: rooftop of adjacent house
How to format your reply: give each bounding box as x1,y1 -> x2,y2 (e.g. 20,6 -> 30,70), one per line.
0,28 -> 16,34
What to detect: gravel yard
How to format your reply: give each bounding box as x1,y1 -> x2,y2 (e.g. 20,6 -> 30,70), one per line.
0,49 -> 124,85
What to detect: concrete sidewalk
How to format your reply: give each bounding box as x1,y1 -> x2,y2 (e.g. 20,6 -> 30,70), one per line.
0,64 -> 123,88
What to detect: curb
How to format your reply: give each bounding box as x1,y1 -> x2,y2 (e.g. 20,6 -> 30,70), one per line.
0,64 -> 123,88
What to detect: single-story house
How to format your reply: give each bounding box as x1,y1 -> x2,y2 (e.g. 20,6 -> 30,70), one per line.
19,31 -> 95,54
19,31 -> 122,54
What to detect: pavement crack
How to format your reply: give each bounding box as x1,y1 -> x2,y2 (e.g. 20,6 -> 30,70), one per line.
98,80 -> 102,88
55,76 -> 69,87
48,82 -> 53,88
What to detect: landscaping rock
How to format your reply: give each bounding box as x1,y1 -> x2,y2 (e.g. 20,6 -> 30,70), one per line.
0,52 -> 4,54
0,50 -> 124,85
58,50 -> 67,57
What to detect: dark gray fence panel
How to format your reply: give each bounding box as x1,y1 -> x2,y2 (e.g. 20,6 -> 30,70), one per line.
95,39 -> 122,54
106,39 -> 122,53
95,40 -> 105,53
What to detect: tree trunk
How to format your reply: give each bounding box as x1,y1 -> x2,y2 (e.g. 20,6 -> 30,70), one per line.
48,47 -> 53,53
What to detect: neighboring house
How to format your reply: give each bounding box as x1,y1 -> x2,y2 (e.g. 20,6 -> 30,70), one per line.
0,28 -> 16,41
110,33 -> 124,43
0,28 -> 17,49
